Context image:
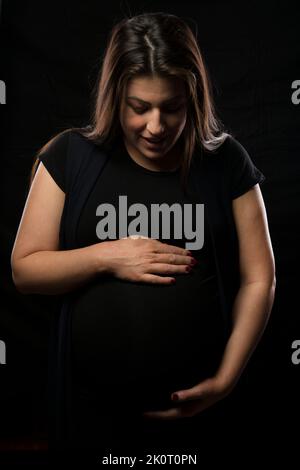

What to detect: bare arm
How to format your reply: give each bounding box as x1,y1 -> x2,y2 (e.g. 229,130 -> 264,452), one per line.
12,246 -> 111,295
11,161 -> 193,296
143,184 -> 277,419
11,162 -> 112,295
216,184 -> 276,392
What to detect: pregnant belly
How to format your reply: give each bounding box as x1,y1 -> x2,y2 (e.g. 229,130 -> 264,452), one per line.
71,273 -> 226,412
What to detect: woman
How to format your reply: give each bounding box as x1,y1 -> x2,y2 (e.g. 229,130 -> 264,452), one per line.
11,12 -> 276,457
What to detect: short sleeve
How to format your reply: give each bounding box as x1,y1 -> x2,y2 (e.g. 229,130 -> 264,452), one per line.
37,130 -> 70,193
224,135 -> 266,199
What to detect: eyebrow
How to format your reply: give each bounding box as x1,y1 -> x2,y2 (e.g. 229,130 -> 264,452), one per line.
127,95 -> 185,105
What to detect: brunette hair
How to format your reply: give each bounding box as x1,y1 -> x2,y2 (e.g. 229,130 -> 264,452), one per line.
29,12 -> 229,190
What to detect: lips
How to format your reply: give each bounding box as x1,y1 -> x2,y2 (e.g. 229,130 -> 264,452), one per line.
142,136 -> 166,144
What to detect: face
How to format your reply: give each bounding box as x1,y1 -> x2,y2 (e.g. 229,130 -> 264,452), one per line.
119,75 -> 188,171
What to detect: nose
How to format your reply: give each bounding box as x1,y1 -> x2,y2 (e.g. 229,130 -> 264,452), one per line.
146,110 -> 166,137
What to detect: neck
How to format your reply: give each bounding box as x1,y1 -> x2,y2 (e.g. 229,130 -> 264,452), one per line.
123,138 -> 183,172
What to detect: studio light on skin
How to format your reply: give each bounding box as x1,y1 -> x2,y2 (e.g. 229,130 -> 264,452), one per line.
11,12 -> 276,453
119,75 -> 188,173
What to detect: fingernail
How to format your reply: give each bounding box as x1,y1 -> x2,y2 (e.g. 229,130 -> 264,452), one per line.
172,393 -> 179,401
190,258 -> 198,266
185,266 -> 191,273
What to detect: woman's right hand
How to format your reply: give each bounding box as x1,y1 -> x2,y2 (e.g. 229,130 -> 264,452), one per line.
97,236 -> 196,285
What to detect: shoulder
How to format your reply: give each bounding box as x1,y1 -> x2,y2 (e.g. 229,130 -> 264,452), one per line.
221,134 -> 252,165
199,134 -> 265,199
215,135 -> 266,199
204,134 -> 249,162
37,129 -> 103,171
38,128 -> 94,156
201,134 -> 255,174
37,129 -> 72,161
36,130 -> 85,193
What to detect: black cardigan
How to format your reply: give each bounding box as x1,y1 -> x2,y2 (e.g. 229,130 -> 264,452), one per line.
45,130 -> 266,448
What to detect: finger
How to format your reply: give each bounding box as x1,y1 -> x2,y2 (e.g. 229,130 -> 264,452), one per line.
147,263 -> 190,275
171,380 -> 213,402
152,253 -> 195,266
143,396 -> 219,421
141,273 -> 176,285
153,241 -> 192,257
143,407 -> 184,420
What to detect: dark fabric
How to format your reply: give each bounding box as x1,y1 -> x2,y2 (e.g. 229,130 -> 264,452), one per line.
38,131 -> 69,192
38,129 -> 266,452
68,385 -> 226,454
71,138 -> 224,416
37,131 -> 266,203
224,136 -> 266,199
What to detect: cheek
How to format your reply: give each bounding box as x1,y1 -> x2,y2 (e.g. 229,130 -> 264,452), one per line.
120,108 -> 142,132
125,115 -> 145,132
179,115 -> 187,133
171,113 -> 187,133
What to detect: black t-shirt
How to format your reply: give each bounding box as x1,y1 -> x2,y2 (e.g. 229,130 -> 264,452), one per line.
37,130 -> 266,200
37,132 -> 265,413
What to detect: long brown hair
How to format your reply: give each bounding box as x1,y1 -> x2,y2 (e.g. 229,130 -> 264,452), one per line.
29,12 -> 229,190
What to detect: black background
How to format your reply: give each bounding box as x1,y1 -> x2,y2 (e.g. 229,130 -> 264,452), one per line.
0,0 -> 299,461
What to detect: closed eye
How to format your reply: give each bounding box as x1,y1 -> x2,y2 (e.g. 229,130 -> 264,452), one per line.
132,107 -> 147,114
162,106 -> 184,114
132,105 -> 183,115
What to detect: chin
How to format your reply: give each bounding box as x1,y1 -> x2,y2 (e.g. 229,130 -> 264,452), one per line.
143,149 -> 166,158
140,141 -> 172,156
135,145 -> 163,157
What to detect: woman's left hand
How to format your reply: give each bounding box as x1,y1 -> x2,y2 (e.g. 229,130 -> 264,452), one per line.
142,376 -> 233,420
